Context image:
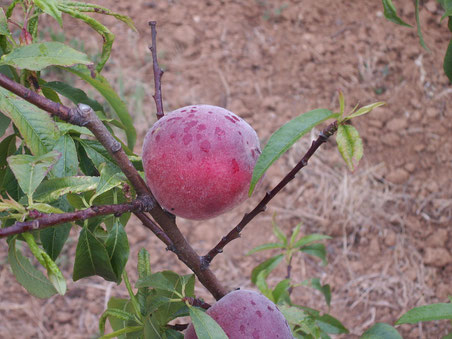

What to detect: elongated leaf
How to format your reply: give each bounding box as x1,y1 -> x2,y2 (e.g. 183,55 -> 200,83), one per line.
361,323 -> 402,339
43,81 -> 104,112
345,102 -> 385,121
189,307 -> 228,339
138,248 -> 151,279
272,279 -> 291,303
92,163 -> 126,202
67,66 -> 136,149
0,111 -> 10,137
336,124 -> 363,171
34,176 -> 99,202
396,303 -> 452,324
444,39 -> 452,82
8,239 -> 57,298
309,278 -> 331,306
249,109 -> 336,195
382,0 -> 413,27
0,8 -> 12,38
77,138 -> 120,170
99,308 -> 137,335
33,0 -> 63,26
51,134 -> 79,177
441,7 -> 452,21
73,226 -> 117,282
300,243 -> 328,266
246,242 -> 285,255
415,0 -> 429,51
7,151 -> 61,197
316,314 -> 349,334
289,224 -> 302,247
41,223 -> 71,260
0,42 -> 92,71
0,87 -> 59,155
251,254 -> 284,284
57,6 -> 114,73
279,305 -> 308,325
62,2 -> 136,31
56,122 -> 92,136
105,221 -> 129,282
135,271 -> 182,292
272,214 -> 287,245
294,234 -> 331,248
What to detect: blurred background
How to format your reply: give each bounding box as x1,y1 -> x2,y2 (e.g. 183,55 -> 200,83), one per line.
0,1 -> 451,338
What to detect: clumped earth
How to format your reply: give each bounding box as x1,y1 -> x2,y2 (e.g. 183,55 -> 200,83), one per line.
1,1 -> 451,338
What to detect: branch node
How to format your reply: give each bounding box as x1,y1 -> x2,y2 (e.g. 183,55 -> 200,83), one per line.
32,220 -> 40,229
111,140 -> 121,153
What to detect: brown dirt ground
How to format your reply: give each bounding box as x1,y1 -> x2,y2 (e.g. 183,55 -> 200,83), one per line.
1,1 -> 452,338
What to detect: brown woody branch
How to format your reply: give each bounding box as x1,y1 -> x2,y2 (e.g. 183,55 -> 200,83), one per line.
0,199 -> 148,238
149,21 -> 164,120
201,121 -> 338,268
0,72 -> 228,300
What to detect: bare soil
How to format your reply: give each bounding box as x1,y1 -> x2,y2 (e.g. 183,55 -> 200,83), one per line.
1,1 -> 451,338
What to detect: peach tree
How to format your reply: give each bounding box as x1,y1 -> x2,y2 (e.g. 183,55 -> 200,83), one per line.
0,1 -> 436,338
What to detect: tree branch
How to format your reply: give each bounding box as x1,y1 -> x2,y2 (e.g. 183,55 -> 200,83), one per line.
201,121 -> 338,268
149,21 -> 164,120
0,199 -> 147,238
0,72 -> 228,300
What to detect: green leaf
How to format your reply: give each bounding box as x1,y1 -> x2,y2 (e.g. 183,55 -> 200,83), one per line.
91,162 -> 126,202
381,0 -> 413,27
396,303 -> 452,324
7,151 -> 61,197
0,8 -> 12,39
8,238 -> 57,298
251,254 -> 284,284
272,214 -> 288,245
138,248 -> 151,279
444,39 -> 452,82
57,5 -> 114,73
189,307 -> 228,339
0,87 -> 60,155
300,243 -> 328,266
0,111 -> 11,137
60,2 -> 136,31
294,234 -> 331,248
99,308 -> 138,335
51,134 -> 79,177
308,278 -> 331,306
33,0 -> 63,26
105,221 -> 129,282
56,122 -> 93,136
415,0 -> 429,51
73,226 -> 117,282
279,305 -> 308,325
344,102 -> 385,121
338,91 -> 345,118
316,314 -> 349,334
441,7 -> 452,21
361,323 -> 402,339
289,224 -> 302,247
336,124 -> 363,172
246,242 -> 285,255
0,42 -> 92,71
272,279 -> 291,303
249,109 -> 336,195
66,66 -> 136,149
106,297 -> 141,336
43,81 -> 104,112
41,223 -> 71,260
136,271 -> 183,293
33,176 -> 99,203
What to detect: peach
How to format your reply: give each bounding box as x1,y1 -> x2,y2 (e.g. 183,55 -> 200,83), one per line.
184,289 -> 293,339
142,105 -> 261,220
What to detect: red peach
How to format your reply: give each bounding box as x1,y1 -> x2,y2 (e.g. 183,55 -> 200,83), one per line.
142,105 -> 261,220
184,289 -> 293,339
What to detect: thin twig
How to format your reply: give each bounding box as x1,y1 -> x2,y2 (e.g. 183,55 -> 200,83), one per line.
149,21 -> 164,120
201,122 -> 338,268
0,200 -> 147,238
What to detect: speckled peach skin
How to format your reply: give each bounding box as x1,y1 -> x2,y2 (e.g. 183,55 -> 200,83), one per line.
142,105 -> 261,220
